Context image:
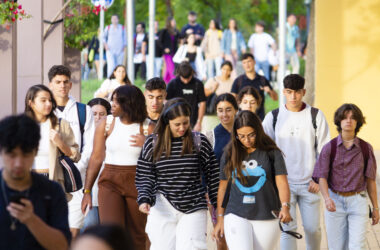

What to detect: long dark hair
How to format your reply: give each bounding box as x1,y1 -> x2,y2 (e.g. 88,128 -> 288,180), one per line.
237,86 -> 262,107
24,84 -> 58,128
153,98 -> 193,162
224,111 -> 280,183
109,65 -> 132,85
215,93 -> 238,110
165,16 -> 177,35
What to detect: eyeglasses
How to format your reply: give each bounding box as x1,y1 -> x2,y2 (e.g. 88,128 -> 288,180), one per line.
271,210 -> 303,239
236,132 -> 256,141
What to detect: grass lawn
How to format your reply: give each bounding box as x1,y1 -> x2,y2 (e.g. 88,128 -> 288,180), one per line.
81,77 -> 278,132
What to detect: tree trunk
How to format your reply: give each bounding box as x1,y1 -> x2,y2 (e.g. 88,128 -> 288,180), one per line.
165,0 -> 174,17
304,0 -> 315,106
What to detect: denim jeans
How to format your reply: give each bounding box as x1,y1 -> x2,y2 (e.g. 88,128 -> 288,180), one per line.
255,60 -> 271,81
280,183 -> 321,250
286,52 -> 300,74
106,50 -> 124,77
81,206 -> 100,233
325,189 -> 368,250
206,57 -> 223,79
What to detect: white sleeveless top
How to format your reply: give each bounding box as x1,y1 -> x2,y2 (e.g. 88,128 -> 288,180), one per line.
33,120 -> 50,170
105,117 -> 143,165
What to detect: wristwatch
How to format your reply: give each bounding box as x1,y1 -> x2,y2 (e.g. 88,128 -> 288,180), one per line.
282,202 -> 291,209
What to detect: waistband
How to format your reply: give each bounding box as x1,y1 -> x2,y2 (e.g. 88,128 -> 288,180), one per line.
104,164 -> 137,172
331,189 -> 365,197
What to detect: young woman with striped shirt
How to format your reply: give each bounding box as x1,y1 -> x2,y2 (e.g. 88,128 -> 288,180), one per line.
136,98 -> 220,250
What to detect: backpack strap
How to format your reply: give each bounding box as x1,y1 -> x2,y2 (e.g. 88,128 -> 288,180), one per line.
104,115 -> 114,137
329,137 -> 338,170
358,138 -> 370,172
76,102 -> 87,153
271,108 -> 280,131
310,107 -> 319,151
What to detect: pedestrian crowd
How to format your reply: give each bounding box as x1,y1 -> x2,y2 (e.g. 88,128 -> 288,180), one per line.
0,11 -> 378,250
82,11 -> 302,84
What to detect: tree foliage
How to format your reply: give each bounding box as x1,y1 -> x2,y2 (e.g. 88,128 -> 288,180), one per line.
64,0 -> 307,49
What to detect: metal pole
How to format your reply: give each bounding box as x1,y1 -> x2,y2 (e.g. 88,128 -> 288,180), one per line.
278,0 -> 287,106
147,0 -> 155,80
98,0 -> 105,80
127,0 -> 135,83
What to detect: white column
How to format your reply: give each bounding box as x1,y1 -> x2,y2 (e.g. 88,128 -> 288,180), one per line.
98,0 -> 105,80
147,0 -> 155,80
127,0 -> 135,83
278,0 -> 287,106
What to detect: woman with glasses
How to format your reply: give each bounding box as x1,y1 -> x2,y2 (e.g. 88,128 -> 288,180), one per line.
213,111 -> 291,250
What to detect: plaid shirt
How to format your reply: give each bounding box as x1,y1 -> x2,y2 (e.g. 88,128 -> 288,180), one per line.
313,135 -> 377,192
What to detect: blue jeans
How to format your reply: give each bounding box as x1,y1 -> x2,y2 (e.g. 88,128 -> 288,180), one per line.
106,50 -> 124,77
206,57 -> 223,79
280,183 -> 321,250
325,189 -> 368,250
255,60 -> 271,81
81,206 -> 100,233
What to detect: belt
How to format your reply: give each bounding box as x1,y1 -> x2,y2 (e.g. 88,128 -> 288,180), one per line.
331,189 -> 363,197
32,169 -> 49,174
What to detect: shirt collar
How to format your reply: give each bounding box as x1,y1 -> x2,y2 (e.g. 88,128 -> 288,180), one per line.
337,134 -> 360,147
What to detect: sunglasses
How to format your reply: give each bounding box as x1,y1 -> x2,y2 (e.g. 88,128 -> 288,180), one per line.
271,210 -> 303,239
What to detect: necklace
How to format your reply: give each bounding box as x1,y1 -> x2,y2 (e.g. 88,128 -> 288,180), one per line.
343,139 -> 355,143
1,176 -> 30,231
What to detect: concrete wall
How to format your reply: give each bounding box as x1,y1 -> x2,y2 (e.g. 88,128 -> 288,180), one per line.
315,0 -> 380,149
0,24 -> 17,117
17,0 -> 44,113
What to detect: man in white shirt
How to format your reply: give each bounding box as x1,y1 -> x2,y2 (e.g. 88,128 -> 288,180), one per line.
263,74 -> 330,250
247,21 -> 276,81
134,22 -> 147,80
48,65 -> 95,238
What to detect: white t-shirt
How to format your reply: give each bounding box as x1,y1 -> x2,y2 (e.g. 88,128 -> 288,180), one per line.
247,32 -> 275,62
231,32 -> 237,50
262,104 -> 330,184
133,33 -> 146,63
94,79 -> 122,101
33,120 -> 50,170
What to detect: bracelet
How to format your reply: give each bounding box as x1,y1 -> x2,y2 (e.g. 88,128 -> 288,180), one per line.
217,214 -> 224,217
83,189 -> 91,194
374,207 -> 379,211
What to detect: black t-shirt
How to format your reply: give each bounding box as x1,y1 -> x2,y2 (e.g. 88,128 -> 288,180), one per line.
231,74 -> 273,120
166,76 -> 206,126
220,149 -> 287,220
0,172 -> 71,250
180,23 -> 205,46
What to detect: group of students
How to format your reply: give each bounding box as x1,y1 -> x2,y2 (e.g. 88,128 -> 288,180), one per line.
84,10 -> 302,86
0,60 -> 378,250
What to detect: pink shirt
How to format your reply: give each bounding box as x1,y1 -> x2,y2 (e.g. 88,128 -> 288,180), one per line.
312,135 -> 377,192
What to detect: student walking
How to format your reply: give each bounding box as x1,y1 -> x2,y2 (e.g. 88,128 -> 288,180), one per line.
221,19 -> 246,78
0,115 -> 71,250
144,77 -> 167,123
313,104 -> 379,250
82,85 -> 154,250
24,84 -> 80,200
160,17 -> 180,83
206,93 -> 238,250
201,19 -> 223,79
48,65 -> 95,238
136,99 -> 219,250
213,111 -> 291,250
94,65 -> 132,101
81,98 -> 111,230
262,74 -> 330,250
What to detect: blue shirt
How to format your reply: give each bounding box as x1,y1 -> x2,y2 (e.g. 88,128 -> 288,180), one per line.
286,23 -> 299,53
103,24 -> 127,54
0,171 -> 71,250
213,124 -> 231,164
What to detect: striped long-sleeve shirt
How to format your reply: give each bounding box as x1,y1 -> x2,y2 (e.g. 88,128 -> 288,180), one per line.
136,133 -> 220,214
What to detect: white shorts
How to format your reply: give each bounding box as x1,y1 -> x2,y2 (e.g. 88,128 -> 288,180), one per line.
68,190 -> 85,229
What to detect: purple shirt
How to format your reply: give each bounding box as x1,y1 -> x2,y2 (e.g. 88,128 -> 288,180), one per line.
312,135 -> 377,192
